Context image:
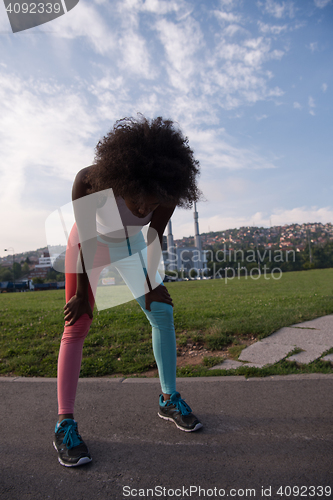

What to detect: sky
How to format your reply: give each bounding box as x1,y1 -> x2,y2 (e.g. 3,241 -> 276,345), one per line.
0,0 -> 332,257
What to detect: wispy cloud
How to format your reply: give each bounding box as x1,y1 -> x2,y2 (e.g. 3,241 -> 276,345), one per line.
223,24 -> 249,37
174,205 -> 333,239
142,0 -> 188,15
185,127 -> 277,172
0,71 -> 98,208
0,69 -> 102,252
308,96 -> 315,115
259,0 -> 295,19
293,101 -> 302,109
155,17 -> 204,92
200,176 -> 249,204
45,1 -> 116,55
216,37 -> 284,68
214,10 -> 243,23
313,0 -> 331,8
219,0 -> 238,8
258,21 -> 288,34
151,4 -> 286,111
270,206 -> 333,226
321,83 -> 328,92
115,0 -> 157,78
308,42 -> 318,53
201,35 -> 285,110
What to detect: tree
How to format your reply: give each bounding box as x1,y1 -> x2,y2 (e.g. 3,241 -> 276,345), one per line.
0,267 -> 13,281
13,262 -> 22,279
21,262 -> 30,275
33,277 -> 44,284
45,269 -> 58,281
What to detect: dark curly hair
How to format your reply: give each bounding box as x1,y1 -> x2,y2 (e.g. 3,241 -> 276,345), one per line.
84,115 -> 202,208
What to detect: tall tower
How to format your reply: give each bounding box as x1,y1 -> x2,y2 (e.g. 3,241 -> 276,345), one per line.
194,202 -> 202,254
167,219 -> 176,270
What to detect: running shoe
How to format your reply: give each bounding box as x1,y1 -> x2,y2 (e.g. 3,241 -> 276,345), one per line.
158,391 -> 203,432
53,419 -> 92,467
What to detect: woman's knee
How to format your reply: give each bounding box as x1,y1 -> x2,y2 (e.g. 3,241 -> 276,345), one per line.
149,301 -> 174,325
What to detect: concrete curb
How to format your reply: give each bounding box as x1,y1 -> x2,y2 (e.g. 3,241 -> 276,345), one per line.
1,373 -> 333,383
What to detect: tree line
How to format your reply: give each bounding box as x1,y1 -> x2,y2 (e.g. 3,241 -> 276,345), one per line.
0,257 -> 65,284
203,240 -> 333,274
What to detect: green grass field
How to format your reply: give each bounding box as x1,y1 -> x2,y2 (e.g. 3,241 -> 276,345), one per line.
1,268 -> 333,378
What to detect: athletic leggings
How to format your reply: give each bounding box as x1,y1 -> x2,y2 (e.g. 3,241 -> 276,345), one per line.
57,223 -> 177,414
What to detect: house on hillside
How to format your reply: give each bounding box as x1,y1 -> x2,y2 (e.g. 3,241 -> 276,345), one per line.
27,252 -> 52,280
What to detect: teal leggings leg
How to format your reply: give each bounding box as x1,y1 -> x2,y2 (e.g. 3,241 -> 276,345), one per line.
101,230 -> 177,394
136,295 -> 177,395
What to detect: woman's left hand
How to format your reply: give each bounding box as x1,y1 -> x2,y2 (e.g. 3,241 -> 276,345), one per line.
145,284 -> 174,312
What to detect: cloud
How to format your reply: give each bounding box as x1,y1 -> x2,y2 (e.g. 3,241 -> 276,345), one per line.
216,36 -> 285,69
313,0 -> 331,7
87,73 -> 133,122
41,1 -> 154,77
219,0 -> 238,7
269,206 -> 333,227
114,0 -> 157,78
0,70 -> 100,252
293,101 -> 302,109
1,204 -> 52,255
117,30 -> 153,78
153,7 -> 285,108
0,71 -> 97,187
44,1 -> 116,55
142,0 -> 188,15
308,96 -> 315,115
259,0 -> 295,19
199,177 -> 250,204
139,0 -> 194,22
217,37 -> 276,68
223,24 -> 249,37
185,127 -> 277,172
308,42 -> 318,53
155,17 -> 204,91
214,10 -> 243,23
0,1 -> 11,32
172,205 -> 333,239
257,21 -> 288,34
322,83 -> 328,92
200,33 -> 285,110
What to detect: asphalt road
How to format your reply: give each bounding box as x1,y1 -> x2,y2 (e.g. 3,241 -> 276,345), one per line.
1,374 -> 332,500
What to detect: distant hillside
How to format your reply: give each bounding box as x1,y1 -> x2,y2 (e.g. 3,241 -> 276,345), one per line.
175,221 -> 333,250
1,221 -> 332,265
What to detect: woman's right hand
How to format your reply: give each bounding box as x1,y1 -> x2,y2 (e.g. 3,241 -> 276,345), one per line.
63,295 -> 93,326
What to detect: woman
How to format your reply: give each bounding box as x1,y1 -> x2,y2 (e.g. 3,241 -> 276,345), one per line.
53,116 -> 203,467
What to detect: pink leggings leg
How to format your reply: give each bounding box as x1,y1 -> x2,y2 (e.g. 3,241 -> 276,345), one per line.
57,224 -> 110,414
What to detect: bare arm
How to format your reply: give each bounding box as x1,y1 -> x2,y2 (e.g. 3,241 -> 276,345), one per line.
72,167 -> 98,289
146,205 -> 175,289
64,166 -> 98,325
144,205 -> 176,311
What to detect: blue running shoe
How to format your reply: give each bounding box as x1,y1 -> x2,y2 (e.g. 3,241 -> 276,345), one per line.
53,419 -> 92,467
158,391 -> 203,432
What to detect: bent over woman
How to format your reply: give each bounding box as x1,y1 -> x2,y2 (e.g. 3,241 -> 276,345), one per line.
53,116 -> 203,467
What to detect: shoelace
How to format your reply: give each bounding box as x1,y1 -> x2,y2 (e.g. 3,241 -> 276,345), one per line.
170,396 -> 192,416
58,422 -> 83,449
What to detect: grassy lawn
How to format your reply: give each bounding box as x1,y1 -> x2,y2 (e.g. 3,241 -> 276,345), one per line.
0,268 -> 333,377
